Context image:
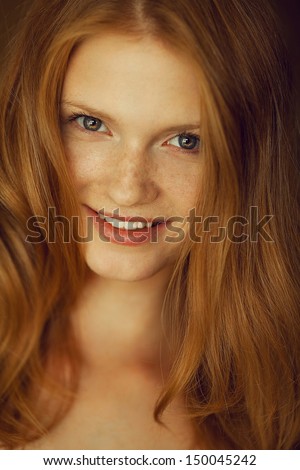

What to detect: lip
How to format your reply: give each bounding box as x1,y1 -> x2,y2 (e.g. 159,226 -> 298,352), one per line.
97,208 -> 165,224
83,205 -> 167,246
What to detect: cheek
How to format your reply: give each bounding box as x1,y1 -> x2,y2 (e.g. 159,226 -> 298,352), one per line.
64,140 -> 109,190
63,131 -> 203,212
162,164 -> 202,216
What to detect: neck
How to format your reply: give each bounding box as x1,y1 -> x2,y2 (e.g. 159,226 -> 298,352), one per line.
71,265 -> 174,376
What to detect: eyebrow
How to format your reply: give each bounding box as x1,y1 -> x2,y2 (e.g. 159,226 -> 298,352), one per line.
60,100 -> 201,134
61,100 -> 117,126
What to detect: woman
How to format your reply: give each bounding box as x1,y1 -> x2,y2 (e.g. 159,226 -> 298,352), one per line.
0,0 -> 299,450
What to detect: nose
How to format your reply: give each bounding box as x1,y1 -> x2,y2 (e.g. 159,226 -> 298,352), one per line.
107,146 -> 159,207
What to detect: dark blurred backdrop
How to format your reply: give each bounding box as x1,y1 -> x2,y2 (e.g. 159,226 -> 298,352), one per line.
0,0 -> 299,110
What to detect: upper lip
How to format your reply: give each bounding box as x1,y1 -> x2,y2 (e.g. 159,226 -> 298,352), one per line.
95,208 -> 165,224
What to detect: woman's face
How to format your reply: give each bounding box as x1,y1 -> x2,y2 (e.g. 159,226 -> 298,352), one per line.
61,33 -> 202,281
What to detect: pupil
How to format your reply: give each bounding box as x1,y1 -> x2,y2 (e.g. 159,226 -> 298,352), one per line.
179,134 -> 198,150
83,117 -> 101,131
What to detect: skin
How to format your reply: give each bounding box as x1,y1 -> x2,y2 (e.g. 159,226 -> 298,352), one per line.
61,33 -> 202,283
60,32 -> 204,376
51,33 -> 204,449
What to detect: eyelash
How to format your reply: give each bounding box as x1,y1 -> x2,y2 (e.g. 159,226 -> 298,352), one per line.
169,133 -> 201,155
66,112 -> 109,132
65,112 -> 200,154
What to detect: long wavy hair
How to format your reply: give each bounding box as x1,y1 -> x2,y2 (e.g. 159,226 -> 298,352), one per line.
0,0 -> 299,449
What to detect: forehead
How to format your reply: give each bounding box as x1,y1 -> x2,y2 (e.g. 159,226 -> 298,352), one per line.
62,33 -> 201,130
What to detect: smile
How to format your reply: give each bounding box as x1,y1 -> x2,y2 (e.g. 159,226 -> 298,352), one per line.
98,214 -> 166,231
83,205 -> 167,246
97,209 -> 165,231
98,214 -> 153,230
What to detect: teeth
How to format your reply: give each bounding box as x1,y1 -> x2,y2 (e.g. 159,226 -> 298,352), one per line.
99,214 -> 152,230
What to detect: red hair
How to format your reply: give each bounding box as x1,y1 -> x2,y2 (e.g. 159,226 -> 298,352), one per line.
0,0 -> 299,449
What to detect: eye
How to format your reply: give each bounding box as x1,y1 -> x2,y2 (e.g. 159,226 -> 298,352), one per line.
167,133 -> 200,152
76,115 -> 109,133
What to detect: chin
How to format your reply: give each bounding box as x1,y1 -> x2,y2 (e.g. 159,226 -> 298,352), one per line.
84,246 -> 174,283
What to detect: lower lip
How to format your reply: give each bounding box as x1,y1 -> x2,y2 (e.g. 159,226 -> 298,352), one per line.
84,206 -> 167,246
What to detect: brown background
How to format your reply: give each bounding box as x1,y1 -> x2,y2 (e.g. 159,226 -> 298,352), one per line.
0,0 -> 299,108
